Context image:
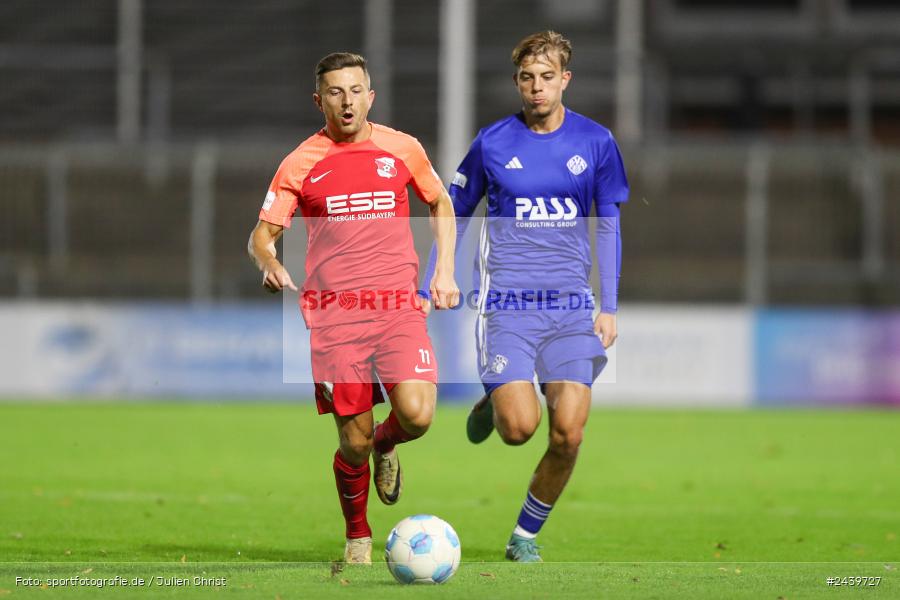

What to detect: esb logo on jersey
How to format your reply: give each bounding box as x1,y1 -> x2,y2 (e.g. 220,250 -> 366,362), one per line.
326,191 -> 396,214
515,197 -> 578,221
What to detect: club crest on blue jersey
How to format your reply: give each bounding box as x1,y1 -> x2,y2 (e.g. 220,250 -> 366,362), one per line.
489,354 -> 509,374
375,157 -> 398,178
566,155 -> 587,175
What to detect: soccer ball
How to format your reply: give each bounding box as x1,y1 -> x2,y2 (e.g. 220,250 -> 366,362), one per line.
384,514 -> 461,584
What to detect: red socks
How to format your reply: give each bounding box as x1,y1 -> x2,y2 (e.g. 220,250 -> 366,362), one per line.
374,411 -> 419,454
334,412 -> 423,538
332,450 -> 371,539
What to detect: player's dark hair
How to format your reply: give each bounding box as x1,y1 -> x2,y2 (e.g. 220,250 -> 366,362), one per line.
511,30 -> 572,70
315,52 -> 369,90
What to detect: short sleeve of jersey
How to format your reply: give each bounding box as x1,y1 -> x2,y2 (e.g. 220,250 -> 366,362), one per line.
405,138 -> 443,204
449,130 -> 487,217
371,127 -> 443,204
593,131 -> 630,207
259,154 -> 302,228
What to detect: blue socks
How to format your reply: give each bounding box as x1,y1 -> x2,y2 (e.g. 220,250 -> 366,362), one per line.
513,491 -> 553,539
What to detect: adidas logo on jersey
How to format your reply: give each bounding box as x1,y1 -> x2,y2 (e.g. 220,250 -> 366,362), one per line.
505,157 -> 523,169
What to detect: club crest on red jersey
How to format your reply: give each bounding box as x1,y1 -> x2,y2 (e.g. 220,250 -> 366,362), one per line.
375,157 -> 398,179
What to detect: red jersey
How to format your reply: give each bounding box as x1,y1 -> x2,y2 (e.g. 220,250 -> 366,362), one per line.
259,123 -> 443,328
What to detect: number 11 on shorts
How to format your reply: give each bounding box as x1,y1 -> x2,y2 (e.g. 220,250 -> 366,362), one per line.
418,348 -> 431,365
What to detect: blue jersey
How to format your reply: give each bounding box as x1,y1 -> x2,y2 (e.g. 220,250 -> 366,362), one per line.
445,109 -> 628,306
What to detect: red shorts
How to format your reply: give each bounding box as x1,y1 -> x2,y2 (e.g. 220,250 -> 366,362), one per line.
311,310 -> 438,416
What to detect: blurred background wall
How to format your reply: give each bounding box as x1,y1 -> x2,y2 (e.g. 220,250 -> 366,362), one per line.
1,0 -> 898,404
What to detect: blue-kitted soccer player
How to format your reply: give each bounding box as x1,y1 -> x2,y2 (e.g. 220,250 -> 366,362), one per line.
423,30 -> 629,562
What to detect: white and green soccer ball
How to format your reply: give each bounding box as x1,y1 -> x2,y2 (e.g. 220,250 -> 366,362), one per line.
385,514 -> 461,584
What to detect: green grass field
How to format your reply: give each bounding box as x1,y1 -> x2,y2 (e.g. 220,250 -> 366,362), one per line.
1,403 -> 898,599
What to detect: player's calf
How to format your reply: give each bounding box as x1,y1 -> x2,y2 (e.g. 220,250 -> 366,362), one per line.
332,413 -> 376,553
333,449 -> 373,558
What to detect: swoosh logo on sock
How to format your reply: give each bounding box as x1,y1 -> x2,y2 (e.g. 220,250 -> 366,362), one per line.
342,490 -> 364,500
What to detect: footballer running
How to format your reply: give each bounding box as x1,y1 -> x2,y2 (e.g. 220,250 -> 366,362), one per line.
424,31 -> 628,562
248,52 -> 459,564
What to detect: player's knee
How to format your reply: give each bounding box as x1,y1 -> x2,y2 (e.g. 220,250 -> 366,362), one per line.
497,419 -> 537,446
341,433 -> 374,464
549,426 -> 583,458
401,413 -> 431,437
397,398 -> 434,437
499,428 -> 532,446
495,409 -> 539,445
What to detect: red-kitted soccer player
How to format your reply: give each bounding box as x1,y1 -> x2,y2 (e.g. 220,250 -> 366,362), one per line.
247,52 -> 459,564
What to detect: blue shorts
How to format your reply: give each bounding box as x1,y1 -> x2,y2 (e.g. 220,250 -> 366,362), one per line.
475,306 -> 607,397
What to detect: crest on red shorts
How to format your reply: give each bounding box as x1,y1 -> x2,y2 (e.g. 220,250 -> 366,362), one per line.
375,157 -> 398,179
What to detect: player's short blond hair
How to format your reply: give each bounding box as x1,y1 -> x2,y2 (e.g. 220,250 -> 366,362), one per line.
315,52 -> 369,90
511,30 -> 572,71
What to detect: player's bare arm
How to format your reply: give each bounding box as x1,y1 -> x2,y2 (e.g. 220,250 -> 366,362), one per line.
247,220 -> 298,294
594,313 -> 617,349
426,188 -> 460,310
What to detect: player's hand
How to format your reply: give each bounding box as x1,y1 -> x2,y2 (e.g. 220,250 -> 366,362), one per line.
429,271 -> 460,310
419,297 -> 433,316
594,312 -> 617,349
262,259 -> 298,294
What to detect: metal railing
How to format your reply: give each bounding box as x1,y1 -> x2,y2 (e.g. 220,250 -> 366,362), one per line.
1,139 -> 897,304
